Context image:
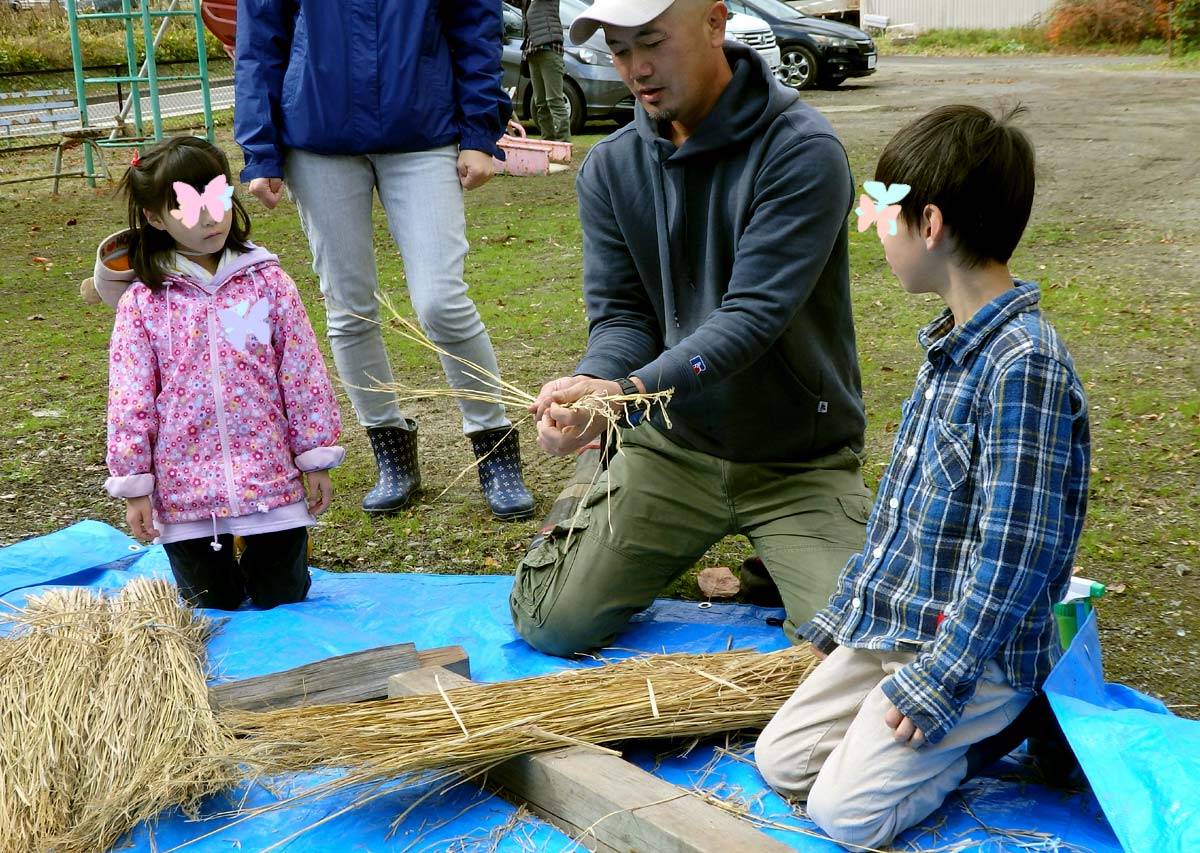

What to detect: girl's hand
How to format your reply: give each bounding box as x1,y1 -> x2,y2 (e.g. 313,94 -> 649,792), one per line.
125,496 -> 160,542
305,470 -> 334,516
884,702 -> 927,749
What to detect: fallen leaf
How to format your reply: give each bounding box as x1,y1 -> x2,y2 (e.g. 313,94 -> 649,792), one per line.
66,218 -> 77,226
1109,583 -> 1127,594
698,566 -> 739,598
482,556 -> 499,568
26,314 -> 46,321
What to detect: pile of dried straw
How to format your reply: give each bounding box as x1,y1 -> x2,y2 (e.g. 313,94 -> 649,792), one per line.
1,577 -> 817,850
0,578 -> 238,853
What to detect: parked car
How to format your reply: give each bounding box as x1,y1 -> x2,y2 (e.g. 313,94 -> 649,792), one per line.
726,10 -> 783,76
502,0 -> 632,136
502,0 -> 783,135
725,0 -> 876,89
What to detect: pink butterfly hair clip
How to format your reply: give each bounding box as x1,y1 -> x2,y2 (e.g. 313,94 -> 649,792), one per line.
855,182 -> 911,240
170,175 -> 234,228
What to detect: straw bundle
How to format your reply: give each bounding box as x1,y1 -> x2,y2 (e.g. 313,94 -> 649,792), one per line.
0,578 -> 238,853
372,293 -> 674,452
227,646 -> 819,810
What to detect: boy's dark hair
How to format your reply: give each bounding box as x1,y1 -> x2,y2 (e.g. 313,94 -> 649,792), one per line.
117,136 -> 252,289
875,104 -> 1035,268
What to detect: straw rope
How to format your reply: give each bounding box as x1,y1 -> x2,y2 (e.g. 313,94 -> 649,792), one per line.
225,646 -> 819,815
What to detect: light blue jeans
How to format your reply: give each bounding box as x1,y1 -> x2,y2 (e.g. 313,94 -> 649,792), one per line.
285,145 -> 510,435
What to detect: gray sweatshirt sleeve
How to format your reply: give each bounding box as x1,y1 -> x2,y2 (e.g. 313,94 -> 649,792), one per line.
574,153 -> 664,380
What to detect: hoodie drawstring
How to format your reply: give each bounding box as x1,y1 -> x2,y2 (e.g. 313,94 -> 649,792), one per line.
209,512 -> 222,552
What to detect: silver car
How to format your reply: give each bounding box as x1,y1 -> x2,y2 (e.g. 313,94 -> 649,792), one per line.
502,1 -> 633,137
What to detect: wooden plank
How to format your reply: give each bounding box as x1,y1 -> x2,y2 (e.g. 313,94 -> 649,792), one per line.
414,645 -> 471,679
390,667 -> 793,853
209,643 -> 469,712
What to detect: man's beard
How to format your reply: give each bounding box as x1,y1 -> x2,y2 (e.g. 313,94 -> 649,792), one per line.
644,105 -> 677,124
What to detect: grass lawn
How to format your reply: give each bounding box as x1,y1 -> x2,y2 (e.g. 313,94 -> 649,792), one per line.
0,118 -> 1195,711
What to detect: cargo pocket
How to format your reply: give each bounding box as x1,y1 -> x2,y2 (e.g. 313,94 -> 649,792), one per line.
922,418 -> 976,491
837,494 -> 873,526
511,479 -> 615,629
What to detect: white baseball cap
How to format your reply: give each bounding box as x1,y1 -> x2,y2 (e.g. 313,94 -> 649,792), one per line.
569,0 -> 678,44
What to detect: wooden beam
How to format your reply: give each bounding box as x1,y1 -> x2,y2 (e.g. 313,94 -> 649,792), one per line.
389,666 -> 793,853
210,643 -> 469,712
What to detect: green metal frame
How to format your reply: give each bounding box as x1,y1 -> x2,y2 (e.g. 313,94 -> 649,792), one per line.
66,0 -> 215,187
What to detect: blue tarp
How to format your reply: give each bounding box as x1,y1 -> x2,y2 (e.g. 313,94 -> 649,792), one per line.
1045,611 -> 1200,853
1,520 -> 1182,852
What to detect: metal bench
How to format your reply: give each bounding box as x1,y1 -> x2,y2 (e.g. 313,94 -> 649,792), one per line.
0,89 -> 111,190
0,88 -> 80,142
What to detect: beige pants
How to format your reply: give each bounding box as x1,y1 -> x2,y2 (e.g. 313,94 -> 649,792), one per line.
755,646 -> 1029,850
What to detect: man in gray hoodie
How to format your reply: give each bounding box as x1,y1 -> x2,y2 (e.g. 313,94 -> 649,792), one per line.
510,0 -> 871,656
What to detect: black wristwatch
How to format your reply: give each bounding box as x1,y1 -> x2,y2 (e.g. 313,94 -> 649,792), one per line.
615,377 -> 643,428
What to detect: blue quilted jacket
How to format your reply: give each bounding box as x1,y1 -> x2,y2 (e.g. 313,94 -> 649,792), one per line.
235,0 -> 509,181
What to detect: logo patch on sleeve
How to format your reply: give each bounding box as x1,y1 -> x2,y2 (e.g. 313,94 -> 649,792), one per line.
689,355 -> 707,375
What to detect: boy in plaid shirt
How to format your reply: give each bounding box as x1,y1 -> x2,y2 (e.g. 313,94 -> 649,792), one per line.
755,104 -> 1090,849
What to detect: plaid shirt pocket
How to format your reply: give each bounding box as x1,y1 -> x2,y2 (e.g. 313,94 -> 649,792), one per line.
923,419 -> 976,491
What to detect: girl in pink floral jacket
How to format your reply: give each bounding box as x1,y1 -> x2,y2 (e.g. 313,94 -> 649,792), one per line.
105,137 -> 343,610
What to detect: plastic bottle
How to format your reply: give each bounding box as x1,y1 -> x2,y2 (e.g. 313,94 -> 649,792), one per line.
1053,576 -> 1106,649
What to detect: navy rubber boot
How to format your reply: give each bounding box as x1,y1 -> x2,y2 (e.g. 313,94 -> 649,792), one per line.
470,427 -> 535,521
362,421 -> 421,514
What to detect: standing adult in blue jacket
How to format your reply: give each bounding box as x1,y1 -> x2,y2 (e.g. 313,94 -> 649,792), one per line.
234,0 -> 535,520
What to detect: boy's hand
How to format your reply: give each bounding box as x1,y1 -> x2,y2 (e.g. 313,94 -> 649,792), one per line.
125,496 -> 160,542
305,470 -> 334,516
884,702 -> 927,748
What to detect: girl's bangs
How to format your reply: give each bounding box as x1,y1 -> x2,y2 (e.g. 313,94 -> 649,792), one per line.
163,145 -> 229,204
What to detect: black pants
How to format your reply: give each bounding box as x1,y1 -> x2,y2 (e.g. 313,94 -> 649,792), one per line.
163,527 -> 311,611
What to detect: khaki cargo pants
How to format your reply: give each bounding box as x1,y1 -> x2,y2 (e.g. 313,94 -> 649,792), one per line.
509,425 -> 872,657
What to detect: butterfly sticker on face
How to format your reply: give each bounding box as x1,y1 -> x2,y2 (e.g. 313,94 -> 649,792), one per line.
170,175 -> 234,229
219,297 -> 270,352
855,181 -> 911,239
